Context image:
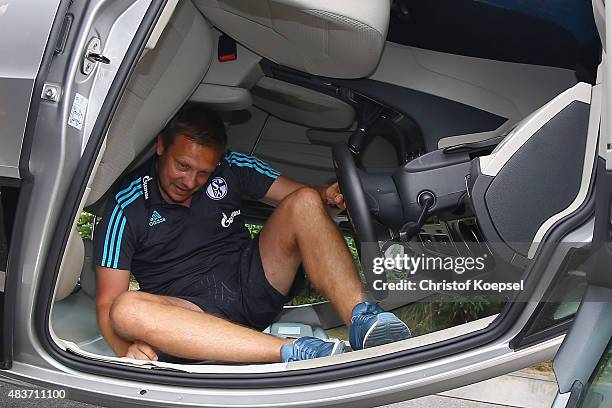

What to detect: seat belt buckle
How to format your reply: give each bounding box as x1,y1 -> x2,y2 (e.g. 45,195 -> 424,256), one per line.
218,34 -> 237,62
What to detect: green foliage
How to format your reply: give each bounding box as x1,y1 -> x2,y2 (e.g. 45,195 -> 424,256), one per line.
286,281 -> 327,306
344,235 -> 364,281
76,212 -> 96,240
394,294 -> 504,336
245,223 -> 264,238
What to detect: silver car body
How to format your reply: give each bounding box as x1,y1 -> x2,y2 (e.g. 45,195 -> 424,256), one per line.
0,1 -> 610,407
0,1 -> 62,179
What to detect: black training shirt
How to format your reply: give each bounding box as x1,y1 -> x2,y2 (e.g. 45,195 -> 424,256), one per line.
93,151 -> 280,296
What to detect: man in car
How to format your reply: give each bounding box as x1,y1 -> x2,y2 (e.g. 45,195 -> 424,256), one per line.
94,103 -> 411,363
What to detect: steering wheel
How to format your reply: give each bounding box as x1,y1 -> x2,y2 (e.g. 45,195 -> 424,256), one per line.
332,143 -> 377,244
332,142 -> 387,300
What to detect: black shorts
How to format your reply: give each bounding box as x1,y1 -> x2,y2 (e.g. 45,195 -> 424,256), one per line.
176,235 -> 302,331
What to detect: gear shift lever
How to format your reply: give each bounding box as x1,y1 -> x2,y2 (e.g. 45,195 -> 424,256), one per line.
398,191 -> 435,242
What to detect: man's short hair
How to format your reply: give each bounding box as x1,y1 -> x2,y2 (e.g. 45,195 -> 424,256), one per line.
160,103 -> 227,149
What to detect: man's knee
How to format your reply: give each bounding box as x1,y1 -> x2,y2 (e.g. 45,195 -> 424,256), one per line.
282,187 -> 325,216
109,291 -> 148,337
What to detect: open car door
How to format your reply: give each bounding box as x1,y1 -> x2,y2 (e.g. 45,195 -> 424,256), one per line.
0,0 -> 64,370
1,0 -> 168,371
548,1 -> 612,407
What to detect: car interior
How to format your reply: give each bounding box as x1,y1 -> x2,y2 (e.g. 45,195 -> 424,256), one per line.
47,0 -> 602,373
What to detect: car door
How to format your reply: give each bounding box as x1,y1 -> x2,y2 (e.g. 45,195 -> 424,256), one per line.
550,287 -> 612,408
0,0 -> 168,370
0,0 -> 64,370
548,1 -> 612,405
546,152 -> 612,408
0,1 -> 609,407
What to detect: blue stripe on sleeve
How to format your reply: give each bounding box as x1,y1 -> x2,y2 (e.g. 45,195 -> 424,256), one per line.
101,204 -> 120,266
226,159 -> 280,179
106,211 -> 122,268
113,216 -> 128,269
227,152 -> 280,175
101,178 -> 143,267
102,178 -> 142,266
225,152 -> 280,179
106,189 -> 143,267
105,187 -> 141,266
117,178 -> 142,197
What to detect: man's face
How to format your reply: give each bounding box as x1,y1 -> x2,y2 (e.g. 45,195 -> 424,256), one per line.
156,134 -> 223,206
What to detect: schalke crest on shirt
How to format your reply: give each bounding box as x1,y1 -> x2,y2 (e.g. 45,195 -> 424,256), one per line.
206,177 -> 228,200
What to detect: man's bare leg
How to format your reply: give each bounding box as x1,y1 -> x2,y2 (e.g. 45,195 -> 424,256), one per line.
259,187 -> 365,325
109,291 -> 291,362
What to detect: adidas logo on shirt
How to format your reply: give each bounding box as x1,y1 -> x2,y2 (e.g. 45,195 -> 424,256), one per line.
149,210 -> 166,226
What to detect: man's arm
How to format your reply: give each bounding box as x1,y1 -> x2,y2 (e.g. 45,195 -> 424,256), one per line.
262,175 -> 346,209
95,266 -> 132,356
260,176 -> 304,206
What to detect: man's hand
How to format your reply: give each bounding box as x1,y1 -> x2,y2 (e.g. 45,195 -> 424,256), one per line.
324,182 -> 346,209
125,341 -> 158,361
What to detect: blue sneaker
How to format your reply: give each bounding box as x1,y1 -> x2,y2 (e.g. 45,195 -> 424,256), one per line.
349,302 -> 412,350
280,337 -> 345,362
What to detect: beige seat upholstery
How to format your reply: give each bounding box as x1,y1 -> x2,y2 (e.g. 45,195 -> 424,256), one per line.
54,0 -> 215,303
54,230 -> 85,302
193,0 -> 391,78
54,231 -> 97,303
